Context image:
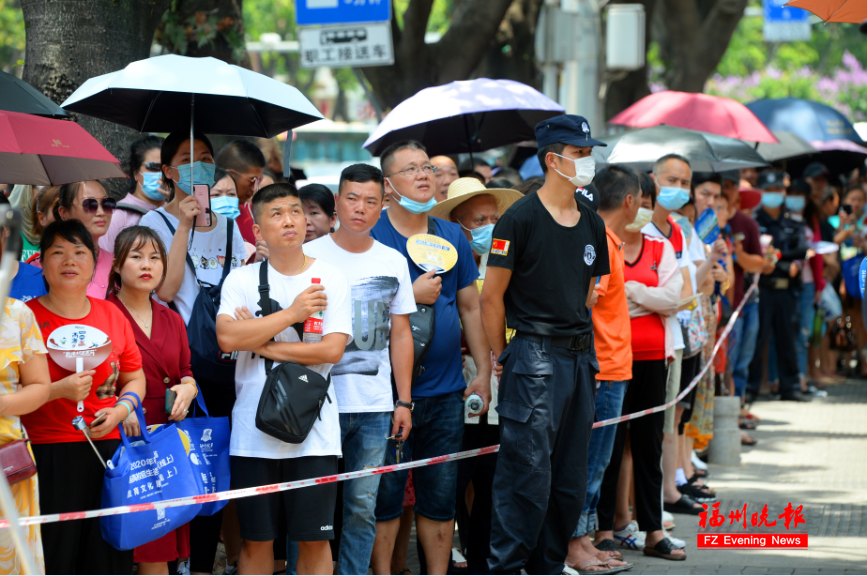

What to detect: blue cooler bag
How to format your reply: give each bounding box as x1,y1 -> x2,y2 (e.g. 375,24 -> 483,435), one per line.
177,386 -> 230,516
100,393 -> 202,550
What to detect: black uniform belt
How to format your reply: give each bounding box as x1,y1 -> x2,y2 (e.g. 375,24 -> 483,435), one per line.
516,332 -> 592,351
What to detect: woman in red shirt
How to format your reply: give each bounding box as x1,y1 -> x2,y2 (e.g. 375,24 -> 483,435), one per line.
600,214 -> 685,561
106,226 -> 198,575
23,219 -> 146,575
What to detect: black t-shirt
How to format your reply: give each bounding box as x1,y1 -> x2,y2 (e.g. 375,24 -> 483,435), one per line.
488,192 -> 610,337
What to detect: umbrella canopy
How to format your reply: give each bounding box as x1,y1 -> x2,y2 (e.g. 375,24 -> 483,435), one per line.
746,97 -> 863,144
0,71 -> 70,119
0,110 -> 126,186
592,125 -> 769,172
362,78 -> 564,157
786,139 -> 867,178
754,130 -> 817,162
609,91 -> 778,143
61,54 -> 323,137
785,0 -> 866,23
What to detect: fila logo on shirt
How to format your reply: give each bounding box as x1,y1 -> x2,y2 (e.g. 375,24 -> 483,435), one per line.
584,245 -> 596,266
577,187 -> 593,201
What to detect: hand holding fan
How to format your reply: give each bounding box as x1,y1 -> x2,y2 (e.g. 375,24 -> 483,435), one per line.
46,324 -> 112,412
406,234 -> 458,274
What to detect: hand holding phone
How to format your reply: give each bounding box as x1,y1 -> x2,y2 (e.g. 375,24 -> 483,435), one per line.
192,184 -> 212,227
165,389 -> 178,415
89,411 -> 108,429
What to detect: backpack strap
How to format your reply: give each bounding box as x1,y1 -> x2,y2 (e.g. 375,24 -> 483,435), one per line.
427,216 -> 437,236
257,260 -> 275,374
153,209 -> 199,282
217,217 -> 234,289
116,202 -> 149,216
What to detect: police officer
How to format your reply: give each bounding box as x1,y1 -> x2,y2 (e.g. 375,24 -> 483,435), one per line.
480,115 -> 610,574
746,170 -> 814,403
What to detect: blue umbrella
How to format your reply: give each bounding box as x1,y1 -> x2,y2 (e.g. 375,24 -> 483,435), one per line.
746,98 -> 863,144
362,78 -> 564,157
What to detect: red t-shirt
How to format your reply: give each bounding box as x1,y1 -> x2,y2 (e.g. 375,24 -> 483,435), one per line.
23,297 -> 143,444
236,203 -> 256,245
624,236 -> 667,361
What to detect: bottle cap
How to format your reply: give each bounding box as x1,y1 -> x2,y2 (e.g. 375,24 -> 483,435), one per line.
312,278 -> 321,284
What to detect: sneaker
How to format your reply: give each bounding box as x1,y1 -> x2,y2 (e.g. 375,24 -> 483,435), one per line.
614,520 -> 646,551
176,559 -> 190,576
691,450 -> 708,471
806,385 -> 828,398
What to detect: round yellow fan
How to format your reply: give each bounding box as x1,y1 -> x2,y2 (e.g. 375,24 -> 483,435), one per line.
148,424 -> 192,456
407,234 -> 458,274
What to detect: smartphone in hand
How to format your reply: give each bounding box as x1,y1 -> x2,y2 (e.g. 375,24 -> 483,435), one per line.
89,412 -> 108,429
165,389 -> 178,415
193,184 -> 212,227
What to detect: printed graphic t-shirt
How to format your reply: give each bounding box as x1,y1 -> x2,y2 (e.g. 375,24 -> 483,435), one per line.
304,234 -> 417,413
140,208 -> 247,324
23,297 -> 143,444
371,213 -> 478,399
218,259 -> 352,459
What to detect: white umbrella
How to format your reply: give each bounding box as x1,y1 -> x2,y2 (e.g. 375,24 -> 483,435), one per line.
62,54 -> 324,192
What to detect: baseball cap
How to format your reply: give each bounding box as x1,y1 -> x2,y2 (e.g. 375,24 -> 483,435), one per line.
802,162 -> 829,179
720,170 -> 740,185
535,115 -> 608,149
757,170 -> 786,190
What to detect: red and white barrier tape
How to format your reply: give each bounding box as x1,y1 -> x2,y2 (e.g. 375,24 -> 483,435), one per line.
0,281 -> 757,529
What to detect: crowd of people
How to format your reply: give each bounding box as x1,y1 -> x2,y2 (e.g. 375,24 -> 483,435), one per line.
0,111 -> 861,576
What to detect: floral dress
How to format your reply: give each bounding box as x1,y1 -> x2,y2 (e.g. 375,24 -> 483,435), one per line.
686,294 -> 718,450
0,298 -> 47,575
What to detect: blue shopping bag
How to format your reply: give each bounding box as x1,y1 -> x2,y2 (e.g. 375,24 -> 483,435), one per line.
100,393 -> 202,550
176,386 -> 230,516
842,256 -> 864,300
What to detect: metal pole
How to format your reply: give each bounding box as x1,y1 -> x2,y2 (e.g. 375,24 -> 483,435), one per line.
0,208 -> 42,575
190,94 -> 195,195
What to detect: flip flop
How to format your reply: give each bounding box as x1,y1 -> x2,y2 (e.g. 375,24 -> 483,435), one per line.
664,495 -> 703,515
593,539 -> 623,561
643,537 -> 687,561
741,434 -> 758,446
595,550 -> 624,562
563,557 -> 631,575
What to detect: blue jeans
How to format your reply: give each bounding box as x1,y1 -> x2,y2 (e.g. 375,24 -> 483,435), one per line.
286,411 -> 391,575
729,301 -> 759,398
375,392 -> 464,522
572,380 -> 628,538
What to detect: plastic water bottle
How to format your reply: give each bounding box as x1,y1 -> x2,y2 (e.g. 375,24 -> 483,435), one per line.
465,393 -> 484,415
303,278 -> 324,344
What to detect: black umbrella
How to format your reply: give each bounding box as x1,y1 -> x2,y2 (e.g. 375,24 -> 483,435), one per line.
0,71 -> 70,118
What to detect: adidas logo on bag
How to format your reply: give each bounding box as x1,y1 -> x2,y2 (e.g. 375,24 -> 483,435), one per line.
298,374 -> 308,383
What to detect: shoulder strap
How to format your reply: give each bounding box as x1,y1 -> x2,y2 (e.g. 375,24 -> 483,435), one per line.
256,260 -> 275,373
153,210 -> 199,281
218,217 -> 234,288
427,216 -> 437,236
116,202 -> 148,216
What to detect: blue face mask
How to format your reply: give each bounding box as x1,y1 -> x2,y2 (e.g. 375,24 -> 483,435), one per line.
762,192 -> 785,209
140,171 -> 166,201
172,161 -> 216,195
784,195 -> 805,212
210,195 -> 240,220
387,178 -> 438,214
657,186 -> 691,211
461,223 -> 495,255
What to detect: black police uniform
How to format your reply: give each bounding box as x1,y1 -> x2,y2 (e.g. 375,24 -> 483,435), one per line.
746,207 -> 809,398
485,114 -> 610,575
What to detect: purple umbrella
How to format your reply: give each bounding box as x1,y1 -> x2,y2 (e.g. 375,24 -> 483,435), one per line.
362,78 -> 564,157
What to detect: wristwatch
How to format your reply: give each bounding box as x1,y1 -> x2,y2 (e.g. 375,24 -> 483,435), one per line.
395,400 -> 414,412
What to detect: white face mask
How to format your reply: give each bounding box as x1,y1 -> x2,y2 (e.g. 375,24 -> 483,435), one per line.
553,153 -> 596,188
625,207 -> 653,232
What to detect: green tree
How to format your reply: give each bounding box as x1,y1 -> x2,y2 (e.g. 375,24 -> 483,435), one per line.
0,0 -> 25,73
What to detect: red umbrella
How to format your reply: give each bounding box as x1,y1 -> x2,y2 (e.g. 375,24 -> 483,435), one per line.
785,0 -> 867,23
609,91 -> 779,144
0,110 -> 126,186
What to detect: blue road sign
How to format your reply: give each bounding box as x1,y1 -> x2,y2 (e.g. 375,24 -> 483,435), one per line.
296,0 -> 391,26
764,0 -> 810,23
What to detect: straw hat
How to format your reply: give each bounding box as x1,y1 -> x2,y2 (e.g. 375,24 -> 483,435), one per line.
428,177 -> 524,221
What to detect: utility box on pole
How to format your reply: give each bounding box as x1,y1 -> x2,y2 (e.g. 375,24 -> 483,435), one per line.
605,4 -> 645,71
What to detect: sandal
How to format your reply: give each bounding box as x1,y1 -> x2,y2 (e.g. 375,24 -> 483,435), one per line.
563,558 -> 630,575
741,433 -> 758,446
396,569 -> 412,576
643,537 -> 687,561
594,549 -> 623,562
594,539 -> 623,559
739,418 -> 757,430
664,495 -> 703,515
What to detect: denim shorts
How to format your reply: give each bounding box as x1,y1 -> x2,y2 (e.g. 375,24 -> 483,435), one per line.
374,391 -> 464,523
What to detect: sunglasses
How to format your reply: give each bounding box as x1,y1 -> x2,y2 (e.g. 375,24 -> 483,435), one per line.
79,197 -> 117,214
143,162 -> 161,172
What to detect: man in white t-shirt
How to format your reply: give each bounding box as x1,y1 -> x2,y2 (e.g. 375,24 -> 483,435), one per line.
304,164 -> 416,575
216,183 -> 353,575
643,154 -> 725,528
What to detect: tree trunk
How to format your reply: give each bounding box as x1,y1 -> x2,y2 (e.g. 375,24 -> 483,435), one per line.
476,0 -> 545,89
155,0 -> 250,68
22,0 -> 171,195
361,0 -> 514,111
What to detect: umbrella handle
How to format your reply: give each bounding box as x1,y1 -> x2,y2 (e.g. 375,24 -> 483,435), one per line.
190,94 -> 195,196
76,357 -> 84,412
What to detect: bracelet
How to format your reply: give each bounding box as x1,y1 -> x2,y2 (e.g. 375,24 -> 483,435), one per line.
116,400 -> 132,421
119,393 -> 139,409
188,381 -> 198,399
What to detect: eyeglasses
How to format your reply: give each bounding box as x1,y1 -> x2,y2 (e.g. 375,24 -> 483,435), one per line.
142,162 -> 161,172
228,169 -> 264,187
79,197 -> 117,214
389,165 -> 437,178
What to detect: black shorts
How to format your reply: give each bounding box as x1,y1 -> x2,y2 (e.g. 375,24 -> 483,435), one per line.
231,455 -> 338,542
677,354 -> 702,432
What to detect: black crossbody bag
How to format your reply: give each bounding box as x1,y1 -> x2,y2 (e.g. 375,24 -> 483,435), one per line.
254,260 -> 332,444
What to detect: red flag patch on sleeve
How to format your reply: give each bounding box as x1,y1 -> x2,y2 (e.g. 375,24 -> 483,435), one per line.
491,239 -> 510,256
